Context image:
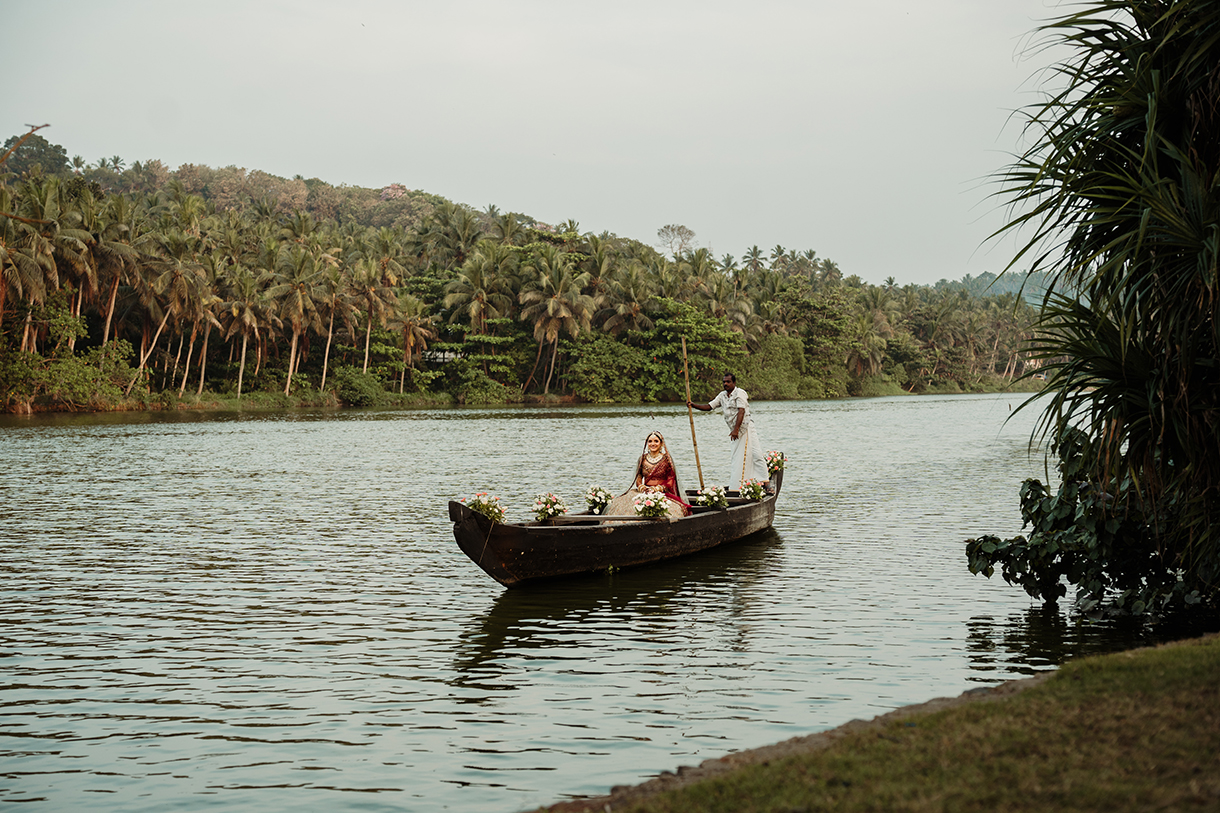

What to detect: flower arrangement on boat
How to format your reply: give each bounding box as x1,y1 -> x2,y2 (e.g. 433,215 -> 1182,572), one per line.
632,490 -> 670,517
585,485 -> 614,515
765,451 -> 787,478
533,492 -> 569,521
692,484 -> 729,509
739,478 -> 767,501
462,492 -> 505,524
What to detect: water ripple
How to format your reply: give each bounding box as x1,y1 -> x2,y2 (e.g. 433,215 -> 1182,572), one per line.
0,395 -> 1176,811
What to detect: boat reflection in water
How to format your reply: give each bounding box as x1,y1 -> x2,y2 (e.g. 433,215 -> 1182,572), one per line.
450,528 -> 785,689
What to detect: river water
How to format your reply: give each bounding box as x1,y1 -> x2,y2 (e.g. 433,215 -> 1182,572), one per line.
0,394 -> 1172,811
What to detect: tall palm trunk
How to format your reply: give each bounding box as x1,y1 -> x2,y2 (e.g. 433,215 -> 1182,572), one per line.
236,333 -> 249,399
179,324 -> 199,396
170,333 -> 185,387
195,322 -> 212,396
362,313 -> 372,373
100,274 -> 121,346
284,329 -> 299,395
522,340 -> 545,393
126,309 -> 172,395
67,287 -> 81,353
321,308 -> 335,390
543,339 -> 559,394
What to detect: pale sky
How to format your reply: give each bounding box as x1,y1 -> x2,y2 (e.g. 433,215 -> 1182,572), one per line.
4,0 -> 1063,286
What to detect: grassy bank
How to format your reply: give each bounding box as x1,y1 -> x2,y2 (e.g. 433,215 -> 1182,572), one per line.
539,635 -> 1219,812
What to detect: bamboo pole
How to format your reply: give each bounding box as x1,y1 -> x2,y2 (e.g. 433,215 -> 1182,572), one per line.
682,337 -> 705,489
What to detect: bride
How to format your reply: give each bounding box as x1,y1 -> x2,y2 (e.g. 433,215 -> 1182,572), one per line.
603,431 -> 690,518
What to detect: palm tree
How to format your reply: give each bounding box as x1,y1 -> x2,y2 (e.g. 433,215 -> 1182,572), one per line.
388,294 -> 436,392
124,229 -> 209,393
0,187 -> 54,342
93,194 -> 148,347
819,259 -> 842,286
180,254 -> 224,396
768,245 -> 788,273
600,260 -> 656,336
417,201 -> 482,270
267,243 -> 326,394
314,264 -> 355,390
220,264 -> 277,399
10,178 -> 91,353
361,226 -> 409,285
743,245 -> 765,275
700,273 -> 751,330
490,212 -> 525,246
443,240 -> 516,335
845,310 -> 893,377
348,257 -> 398,373
519,245 -> 594,394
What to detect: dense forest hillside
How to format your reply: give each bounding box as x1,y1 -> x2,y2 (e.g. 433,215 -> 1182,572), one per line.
1,128 -> 1040,413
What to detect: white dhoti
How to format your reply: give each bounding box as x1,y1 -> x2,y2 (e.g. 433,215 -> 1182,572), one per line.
730,421 -> 770,487
708,385 -> 770,488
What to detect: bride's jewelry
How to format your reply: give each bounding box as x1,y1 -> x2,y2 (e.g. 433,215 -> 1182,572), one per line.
644,451 -> 663,464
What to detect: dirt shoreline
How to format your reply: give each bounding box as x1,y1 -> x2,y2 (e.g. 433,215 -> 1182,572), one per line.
539,671 -> 1053,813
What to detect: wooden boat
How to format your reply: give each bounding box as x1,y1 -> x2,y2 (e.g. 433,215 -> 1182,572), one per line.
449,469 -> 783,587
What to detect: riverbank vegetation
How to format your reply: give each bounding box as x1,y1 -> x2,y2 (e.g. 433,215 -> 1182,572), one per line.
966,0 -> 1220,618
1,129 -> 1041,414
538,635 -> 1220,813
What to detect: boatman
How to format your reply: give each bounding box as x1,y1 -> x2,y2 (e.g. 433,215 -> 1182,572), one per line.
687,373 -> 769,489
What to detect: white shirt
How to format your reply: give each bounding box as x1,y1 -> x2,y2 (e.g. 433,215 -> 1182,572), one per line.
708,387 -> 750,432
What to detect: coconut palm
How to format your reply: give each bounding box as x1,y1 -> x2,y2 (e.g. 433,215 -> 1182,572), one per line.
846,310 -> 893,377
417,201 -> 482,270
92,194 -> 148,347
519,245 -> 594,394
743,245 -> 765,274
0,187 -> 54,342
220,264 -> 277,399
314,265 -> 355,390
362,226 -> 409,285
348,257 -> 399,373
490,212 -> 525,246
600,260 -> 656,336
388,294 -> 436,392
124,229 -> 209,393
267,243 -> 326,394
178,255 -> 223,396
10,178 -> 91,352
443,240 -> 516,335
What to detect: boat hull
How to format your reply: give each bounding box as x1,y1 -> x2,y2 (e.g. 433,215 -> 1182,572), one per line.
450,470 -> 782,587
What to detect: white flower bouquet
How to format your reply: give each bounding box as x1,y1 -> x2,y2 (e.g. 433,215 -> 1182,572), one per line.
533,492 -> 569,521
739,478 -> 767,501
692,485 -> 729,509
632,490 -> 670,518
461,492 -> 505,524
585,485 -> 613,515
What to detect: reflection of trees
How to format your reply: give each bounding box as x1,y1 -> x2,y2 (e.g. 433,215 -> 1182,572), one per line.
449,530 -> 784,692
963,607 -> 1195,681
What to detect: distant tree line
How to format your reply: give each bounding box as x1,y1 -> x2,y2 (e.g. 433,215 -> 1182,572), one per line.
1,129 -> 1040,413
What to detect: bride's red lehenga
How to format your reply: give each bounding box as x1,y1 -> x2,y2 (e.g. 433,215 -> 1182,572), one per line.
639,453 -> 686,508
604,434 -> 691,518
